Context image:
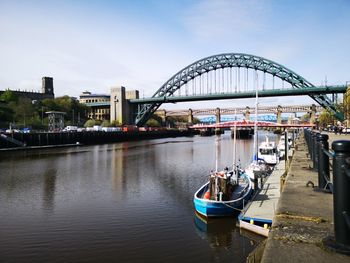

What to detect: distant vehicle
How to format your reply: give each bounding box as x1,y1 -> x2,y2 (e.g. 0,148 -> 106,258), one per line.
342,127 -> 350,134
86,127 -> 94,132
93,125 -> 102,131
77,127 -> 86,132
102,127 -> 121,132
63,126 -> 78,132
6,129 -> 20,133
22,128 -> 31,133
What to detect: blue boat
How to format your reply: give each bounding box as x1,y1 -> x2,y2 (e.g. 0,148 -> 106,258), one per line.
193,169 -> 252,217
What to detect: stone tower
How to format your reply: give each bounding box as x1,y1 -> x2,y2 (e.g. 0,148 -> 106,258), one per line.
110,86 -> 139,125
42,77 -> 54,95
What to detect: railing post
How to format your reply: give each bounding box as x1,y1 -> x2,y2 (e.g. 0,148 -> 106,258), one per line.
312,132 -> 319,171
317,134 -> 330,190
332,140 -> 350,249
309,130 -> 314,160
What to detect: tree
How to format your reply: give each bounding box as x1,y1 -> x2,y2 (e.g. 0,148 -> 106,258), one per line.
146,118 -> 161,127
0,100 -> 13,127
12,98 -> 38,127
101,120 -> 111,127
0,90 -> 18,103
110,120 -> 121,127
84,119 -> 101,127
318,110 -> 333,128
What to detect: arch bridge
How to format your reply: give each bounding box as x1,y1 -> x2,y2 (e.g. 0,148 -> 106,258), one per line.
156,104 -> 323,117
130,53 -> 347,126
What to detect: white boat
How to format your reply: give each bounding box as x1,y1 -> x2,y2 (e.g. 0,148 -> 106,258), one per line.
245,159 -> 272,181
277,134 -> 292,159
277,140 -> 286,159
258,136 -> 278,165
244,72 -> 272,182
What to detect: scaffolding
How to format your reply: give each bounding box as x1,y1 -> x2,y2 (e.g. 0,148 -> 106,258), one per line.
46,111 -> 66,132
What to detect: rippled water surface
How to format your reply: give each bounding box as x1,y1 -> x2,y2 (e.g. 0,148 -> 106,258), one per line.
0,132 -> 277,263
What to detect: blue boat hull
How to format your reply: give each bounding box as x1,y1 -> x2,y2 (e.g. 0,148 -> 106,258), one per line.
193,175 -> 253,217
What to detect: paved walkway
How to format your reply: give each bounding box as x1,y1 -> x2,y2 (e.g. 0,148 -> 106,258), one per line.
242,160 -> 285,224
261,132 -> 350,263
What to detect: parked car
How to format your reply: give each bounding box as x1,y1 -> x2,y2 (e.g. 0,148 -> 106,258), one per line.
63,126 -> 78,132
5,129 -> 20,133
342,127 -> 350,134
22,128 -> 31,133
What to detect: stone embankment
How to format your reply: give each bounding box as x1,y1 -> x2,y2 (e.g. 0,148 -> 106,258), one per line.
0,129 -> 194,150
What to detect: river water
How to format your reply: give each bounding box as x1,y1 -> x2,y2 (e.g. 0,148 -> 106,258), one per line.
0,131 -> 277,263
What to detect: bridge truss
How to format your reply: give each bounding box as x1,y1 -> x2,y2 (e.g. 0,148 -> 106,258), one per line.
135,53 -> 345,126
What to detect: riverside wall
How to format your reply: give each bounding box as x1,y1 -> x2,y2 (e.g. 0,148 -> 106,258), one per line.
0,130 -> 194,149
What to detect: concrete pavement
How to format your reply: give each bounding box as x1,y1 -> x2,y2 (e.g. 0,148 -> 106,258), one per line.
260,132 -> 350,263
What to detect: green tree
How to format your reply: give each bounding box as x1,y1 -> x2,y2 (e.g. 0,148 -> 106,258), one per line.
101,120 -> 111,127
318,110 -> 333,128
0,90 -> 18,103
84,119 -> 99,127
110,120 -> 121,127
12,98 -> 38,127
0,100 -> 13,127
146,118 -> 161,127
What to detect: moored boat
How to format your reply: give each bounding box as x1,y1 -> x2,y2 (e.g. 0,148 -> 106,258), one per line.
193,169 -> 252,217
258,136 -> 278,165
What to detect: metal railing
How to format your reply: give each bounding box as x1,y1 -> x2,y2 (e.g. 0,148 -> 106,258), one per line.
304,129 -> 350,251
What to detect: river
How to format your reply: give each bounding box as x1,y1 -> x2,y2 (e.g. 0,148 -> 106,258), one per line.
0,131 -> 278,263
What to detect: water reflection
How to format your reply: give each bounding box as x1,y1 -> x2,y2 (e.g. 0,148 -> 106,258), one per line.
42,168 -> 57,211
194,212 -> 236,249
194,212 -> 257,262
0,135 -> 276,263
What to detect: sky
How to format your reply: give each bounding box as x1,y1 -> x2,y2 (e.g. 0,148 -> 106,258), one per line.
0,0 -> 349,110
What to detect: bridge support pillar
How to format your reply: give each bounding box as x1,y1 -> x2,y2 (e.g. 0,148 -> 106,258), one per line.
276,105 -> 282,125
245,106 -> 251,121
275,105 -> 282,133
110,86 -> 139,125
188,109 -> 193,125
309,104 -> 316,126
158,109 -> 167,127
215,108 -> 221,124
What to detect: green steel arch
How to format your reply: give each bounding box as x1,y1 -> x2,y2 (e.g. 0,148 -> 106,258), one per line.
135,53 -> 342,126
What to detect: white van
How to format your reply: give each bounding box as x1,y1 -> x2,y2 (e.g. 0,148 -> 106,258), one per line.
63,126 -> 78,132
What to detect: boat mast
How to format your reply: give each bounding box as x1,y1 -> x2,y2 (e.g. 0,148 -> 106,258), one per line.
215,135 -> 219,172
233,109 -> 237,170
253,70 -> 259,164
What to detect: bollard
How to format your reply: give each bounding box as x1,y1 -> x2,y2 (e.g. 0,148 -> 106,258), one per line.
310,131 -> 315,160
313,132 -> 320,171
332,140 -> 350,249
317,134 -> 330,190
312,132 -> 319,170
308,129 -> 312,156
305,129 -> 310,154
